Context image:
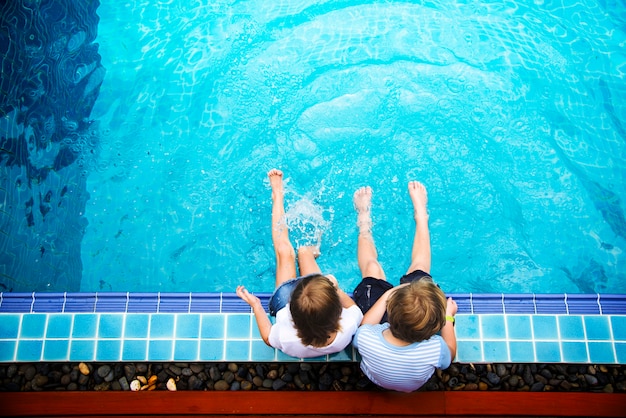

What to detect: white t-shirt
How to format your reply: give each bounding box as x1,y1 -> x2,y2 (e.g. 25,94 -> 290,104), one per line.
268,304 -> 363,358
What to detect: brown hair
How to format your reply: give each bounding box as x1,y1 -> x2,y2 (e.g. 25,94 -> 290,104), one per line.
386,280 -> 446,343
290,274 -> 342,347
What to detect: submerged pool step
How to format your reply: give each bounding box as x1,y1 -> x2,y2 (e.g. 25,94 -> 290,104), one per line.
0,292 -> 625,363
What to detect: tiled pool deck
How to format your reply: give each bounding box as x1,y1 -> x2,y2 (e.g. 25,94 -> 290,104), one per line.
0,292 -> 625,364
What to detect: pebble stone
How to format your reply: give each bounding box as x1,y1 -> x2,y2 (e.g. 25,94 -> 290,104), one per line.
0,362 -> 624,393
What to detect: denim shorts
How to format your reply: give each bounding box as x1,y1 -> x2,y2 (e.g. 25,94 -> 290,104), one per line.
268,277 -> 304,316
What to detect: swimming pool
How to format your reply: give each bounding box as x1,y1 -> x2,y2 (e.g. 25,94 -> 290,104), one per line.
1,0 -> 625,295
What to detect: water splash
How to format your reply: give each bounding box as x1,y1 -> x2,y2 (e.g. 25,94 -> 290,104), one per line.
284,196 -> 331,250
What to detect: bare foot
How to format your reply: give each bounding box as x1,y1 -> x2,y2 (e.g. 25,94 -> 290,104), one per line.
354,186 -> 373,232
408,181 -> 428,220
268,169 -> 284,200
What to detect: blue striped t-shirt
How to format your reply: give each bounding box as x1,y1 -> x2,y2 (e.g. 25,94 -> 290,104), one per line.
353,322 -> 451,392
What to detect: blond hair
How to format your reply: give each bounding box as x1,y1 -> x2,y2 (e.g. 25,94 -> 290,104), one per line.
386,280 -> 446,342
290,274 -> 342,347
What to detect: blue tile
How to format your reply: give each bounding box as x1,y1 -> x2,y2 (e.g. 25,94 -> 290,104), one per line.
509,341 -> 535,362
159,293 -> 191,313
72,314 -> 98,338
0,314 -> 20,338
456,340 -> 482,362
199,339 -> 224,360
96,339 -> 122,361
615,343 -> 626,363
0,293 -> 32,312
482,341 -> 509,362
611,316 -> 626,341
503,294 -> 536,314
150,314 -> 175,338
567,294 -> 601,314
558,315 -> 585,340
190,293 -> 222,313
124,314 -> 149,338
99,314 -> 124,338
507,315 -> 532,340
201,314 -> 225,338
276,350 -> 305,361
127,293 -> 158,313
329,346 -> 353,361
70,340 -> 95,361
95,293 -> 128,312
222,294 -> 253,313
0,341 -> 16,361
535,294 -> 567,314
471,294 -> 504,314
599,294 -> 626,314
46,314 -> 72,338
450,294 -> 472,314
532,316 -> 558,340
32,293 -> 65,312
303,355 -> 328,362
20,314 -> 47,338
251,320 -> 262,339
455,315 -> 479,339
148,340 -> 173,360
176,314 -> 200,338
535,341 -> 561,362
17,340 -> 43,361
588,342 -> 615,363
225,340 -> 250,361
584,316 -> 611,341
250,340 -> 276,361
561,342 -> 588,362
481,315 -> 506,339
174,340 -> 198,360
227,314 -> 251,338
64,293 -> 96,312
122,339 -> 148,361
43,340 -> 69,361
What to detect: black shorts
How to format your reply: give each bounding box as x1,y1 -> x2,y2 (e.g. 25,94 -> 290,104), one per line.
352,270 -> 433,323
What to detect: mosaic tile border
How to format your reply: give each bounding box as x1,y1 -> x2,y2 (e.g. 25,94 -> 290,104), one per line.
2,292 -> 625,315
0,293 -> 625,364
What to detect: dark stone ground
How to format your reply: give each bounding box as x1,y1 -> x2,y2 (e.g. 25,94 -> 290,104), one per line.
1,362 -> 624,393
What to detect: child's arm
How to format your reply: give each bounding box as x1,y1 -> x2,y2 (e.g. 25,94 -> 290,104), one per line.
338,288 -> 356,308
326,274 -> 356,308
360,284 -> 407,325
236,285 -> 272,346
441,297 -> 458,360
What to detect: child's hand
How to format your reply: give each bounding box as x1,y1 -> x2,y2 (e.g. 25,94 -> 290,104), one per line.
236,285 -> 262,309
446,297 -> 458,316
325,274 -> 339,288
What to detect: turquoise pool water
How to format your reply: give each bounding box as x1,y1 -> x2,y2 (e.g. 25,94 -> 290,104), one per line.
79,0 -> 625,294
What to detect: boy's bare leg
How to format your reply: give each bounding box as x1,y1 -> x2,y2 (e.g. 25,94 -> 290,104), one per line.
405,181 -> 431,275
354,186 -> 386,280
268,169 -> 297,287
297,246 -> 322,276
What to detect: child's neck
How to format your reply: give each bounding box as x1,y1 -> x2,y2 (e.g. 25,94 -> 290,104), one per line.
313,331 -> 337,348
383,328 -> 411,347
